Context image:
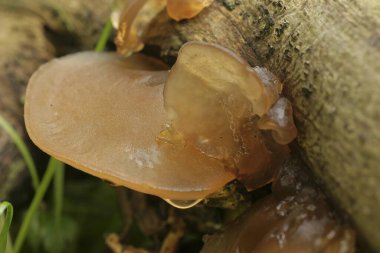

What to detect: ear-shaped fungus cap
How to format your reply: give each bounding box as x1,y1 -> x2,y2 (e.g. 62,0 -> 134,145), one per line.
24,52 -> 234,201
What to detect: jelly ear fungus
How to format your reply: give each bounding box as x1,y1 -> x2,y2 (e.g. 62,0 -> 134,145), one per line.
163,42 -> 297,190
24,51 -> 234,201
24,42 -> 297,204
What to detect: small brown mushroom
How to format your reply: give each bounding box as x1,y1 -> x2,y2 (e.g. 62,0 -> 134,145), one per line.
24,51 -> 234,201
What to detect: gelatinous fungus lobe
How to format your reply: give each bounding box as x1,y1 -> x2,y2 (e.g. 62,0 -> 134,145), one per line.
163,42 -> 297,190
115,0 -> 166,55
24,42 -> 297,204
24,52 -> 234,201
167,0 -> 214,21
258,97 -> 297,145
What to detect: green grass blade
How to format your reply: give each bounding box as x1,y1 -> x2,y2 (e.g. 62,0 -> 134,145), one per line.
95,19 -> 113,52
5,234 -> 13,253
0,201 -> 14,253
54,161 -> 65,247
13,157 -> 60,253
0,114 -> 40,190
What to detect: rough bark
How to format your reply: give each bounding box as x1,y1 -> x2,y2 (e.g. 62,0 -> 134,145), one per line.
0,0 -> 112,198
143,0 -> 380,251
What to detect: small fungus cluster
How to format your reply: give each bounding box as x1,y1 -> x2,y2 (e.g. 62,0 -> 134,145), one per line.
114,0 -> 215,55
23,2 -> 357,251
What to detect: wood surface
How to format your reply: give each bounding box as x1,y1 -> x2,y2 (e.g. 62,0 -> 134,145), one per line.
143,0 -> 380,251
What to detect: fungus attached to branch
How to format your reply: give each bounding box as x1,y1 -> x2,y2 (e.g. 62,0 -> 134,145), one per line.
163,42 -> 296,190
114,0 -> 215,55
24,52 -> 234,201
258,98 -> 298,145
166,0 -> 214,21
24,42 -> 297,204
115,0 -> 166,55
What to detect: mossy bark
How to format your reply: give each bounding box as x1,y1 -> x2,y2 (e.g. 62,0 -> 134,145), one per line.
144,0 -> 380,251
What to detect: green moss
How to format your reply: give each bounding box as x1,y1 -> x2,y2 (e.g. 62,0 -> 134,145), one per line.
218,0 -> 241,11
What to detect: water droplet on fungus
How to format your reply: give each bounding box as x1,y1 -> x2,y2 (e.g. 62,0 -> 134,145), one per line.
164,42 -> 295,190
164,198 -> 203,209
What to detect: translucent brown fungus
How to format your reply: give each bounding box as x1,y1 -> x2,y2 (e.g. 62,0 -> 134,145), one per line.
201,164 -> 356,253
24,42 -> 297,203
115,0 -> 166,55
163,42 -> 296,190
115,0 -> 214,55
24,52 -> 234,200
258,98 -> 298,145
166,0 -> 214,21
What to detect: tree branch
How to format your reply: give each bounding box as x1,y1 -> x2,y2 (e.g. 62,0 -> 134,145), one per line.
144,0 -> 380,251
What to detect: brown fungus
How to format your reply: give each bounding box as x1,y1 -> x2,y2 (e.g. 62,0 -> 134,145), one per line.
115,0 -> 214,55
115,0 -> 166,55
258,97 -> 298,145
201,164 -> 356,253
24,42 -> 297,204
163,42 -> 296,190
24,51 -> 234,201
166,0 -> 214,21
